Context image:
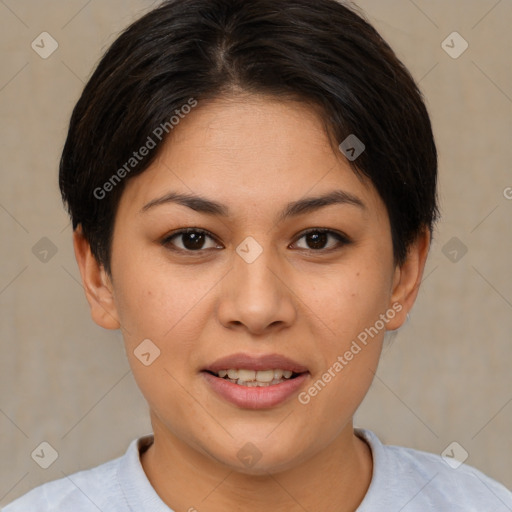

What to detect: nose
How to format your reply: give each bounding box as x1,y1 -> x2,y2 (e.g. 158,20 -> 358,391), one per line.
216,241 -> 297,336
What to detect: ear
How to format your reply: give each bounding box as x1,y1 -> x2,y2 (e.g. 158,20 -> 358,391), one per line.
386,227 -> 431,331
72,226 -> 120,330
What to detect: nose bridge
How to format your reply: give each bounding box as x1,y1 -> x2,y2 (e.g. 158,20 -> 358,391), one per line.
234,236 -> 282,307
237,241 -> 278,294
217,235 -> 296,332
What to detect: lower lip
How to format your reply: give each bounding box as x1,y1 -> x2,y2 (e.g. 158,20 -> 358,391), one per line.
201,371 -> 309,409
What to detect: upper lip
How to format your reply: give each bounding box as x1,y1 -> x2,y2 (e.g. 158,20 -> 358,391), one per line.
203,353 -> 309,373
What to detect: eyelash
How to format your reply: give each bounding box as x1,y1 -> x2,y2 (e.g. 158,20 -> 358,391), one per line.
160,228 -> 351,255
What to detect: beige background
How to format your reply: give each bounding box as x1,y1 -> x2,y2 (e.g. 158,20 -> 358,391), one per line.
1,0 -> 511,504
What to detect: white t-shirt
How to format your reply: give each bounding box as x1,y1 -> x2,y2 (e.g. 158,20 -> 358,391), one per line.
4,429 -> 511,511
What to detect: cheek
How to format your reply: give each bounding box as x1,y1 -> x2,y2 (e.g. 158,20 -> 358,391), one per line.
294,249 -> 394,414
113,263 -> 209,417
301,259 -> 393,342
112,253 -> 210,343
295,277 -> 387,434
297,255 -> 392,383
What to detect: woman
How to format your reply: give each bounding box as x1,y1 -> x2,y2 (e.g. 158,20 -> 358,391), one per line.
5,0 -> 511,510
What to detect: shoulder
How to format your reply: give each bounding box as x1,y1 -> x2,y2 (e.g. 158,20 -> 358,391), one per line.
356,428 -> 512,512
3,450 -> 127,512
4,435 -> 171,512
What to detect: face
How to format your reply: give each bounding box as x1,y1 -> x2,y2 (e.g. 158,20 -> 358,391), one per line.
82,95 -> 419,474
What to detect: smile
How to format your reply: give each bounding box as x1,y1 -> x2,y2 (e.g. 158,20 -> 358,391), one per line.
212,368 -> 296,387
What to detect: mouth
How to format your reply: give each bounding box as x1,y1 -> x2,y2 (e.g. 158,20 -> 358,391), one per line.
201,353 -> 310,409
203,368 -> 303,387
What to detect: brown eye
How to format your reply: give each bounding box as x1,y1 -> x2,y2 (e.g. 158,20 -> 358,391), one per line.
293,229 -> 350,251
162,229 -> 222,252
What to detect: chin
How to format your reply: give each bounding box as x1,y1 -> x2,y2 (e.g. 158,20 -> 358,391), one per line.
202,433 -> 310,476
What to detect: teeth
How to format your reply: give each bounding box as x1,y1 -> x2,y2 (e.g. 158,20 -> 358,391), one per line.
273,369 -> 283,379
238,369 -> 256,381
214,368 -> 297,384
236,379 -> 285,387
256,370 -> 274,383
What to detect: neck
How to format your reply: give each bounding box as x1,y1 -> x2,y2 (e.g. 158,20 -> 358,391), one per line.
141,417 -> 373,512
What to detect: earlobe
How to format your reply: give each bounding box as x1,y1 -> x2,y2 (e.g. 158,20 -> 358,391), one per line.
386,228 -> 431,331
72,226 -> 121,330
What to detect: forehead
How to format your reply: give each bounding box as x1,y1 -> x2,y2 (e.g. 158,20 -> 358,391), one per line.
118,95 -> 383,220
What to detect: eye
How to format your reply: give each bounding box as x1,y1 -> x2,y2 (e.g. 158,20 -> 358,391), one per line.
291,229 -> 351,252
161,227 -> 351,254
161,228 -> 222,252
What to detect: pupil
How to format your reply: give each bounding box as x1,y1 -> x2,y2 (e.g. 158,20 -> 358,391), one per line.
180,232 -> 327,251
183,232 -> 205,250
307,232 -> 327,250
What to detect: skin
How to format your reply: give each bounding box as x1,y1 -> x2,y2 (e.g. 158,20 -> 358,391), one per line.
74,94 -> 430,512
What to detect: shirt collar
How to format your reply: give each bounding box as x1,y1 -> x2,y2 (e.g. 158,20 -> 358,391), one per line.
117,434 -> 174,512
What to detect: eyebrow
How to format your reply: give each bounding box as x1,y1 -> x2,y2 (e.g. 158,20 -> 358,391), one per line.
140,189 -> 365,221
